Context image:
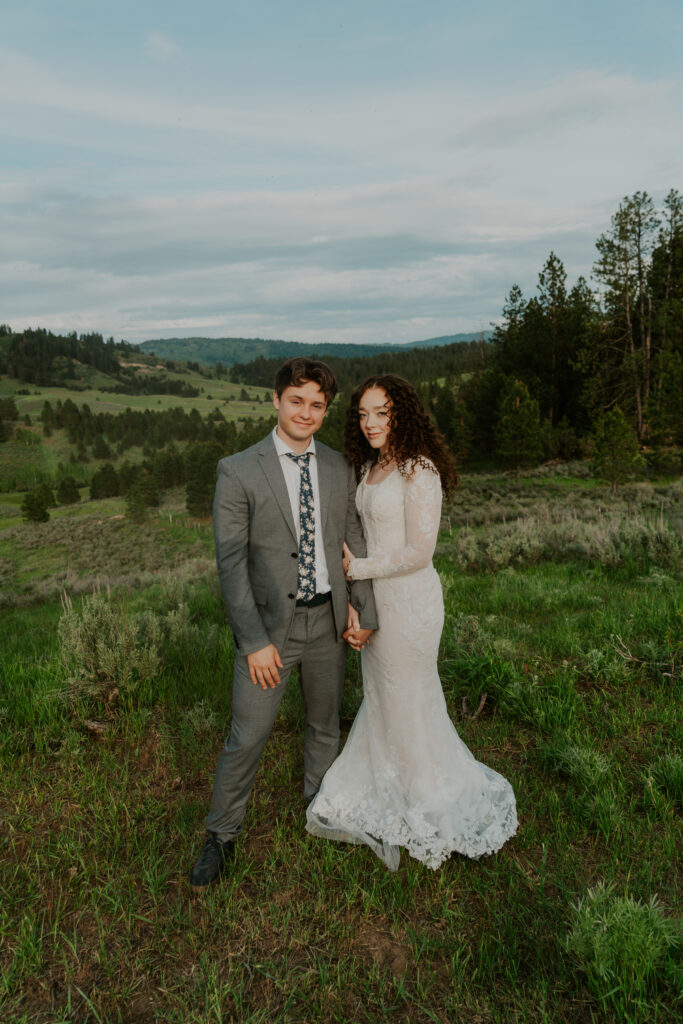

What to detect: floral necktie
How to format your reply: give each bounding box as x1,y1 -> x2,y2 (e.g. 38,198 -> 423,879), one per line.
286,452 -> 316,600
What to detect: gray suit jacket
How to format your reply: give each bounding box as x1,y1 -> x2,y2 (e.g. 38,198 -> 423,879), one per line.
213,434 -> 378,656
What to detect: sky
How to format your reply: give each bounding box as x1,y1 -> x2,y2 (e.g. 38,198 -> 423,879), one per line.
1,0 -> 682,347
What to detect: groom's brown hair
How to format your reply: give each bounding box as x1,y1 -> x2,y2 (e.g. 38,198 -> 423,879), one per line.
274,358 -> 338,407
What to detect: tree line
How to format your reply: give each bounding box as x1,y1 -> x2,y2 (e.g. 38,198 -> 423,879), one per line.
0,327 -> 199,396
229,337 -> 490,393
224,190 -> 681,481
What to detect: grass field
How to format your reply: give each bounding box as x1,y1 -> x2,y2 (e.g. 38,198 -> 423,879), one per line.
0,373 -> 271,420
0,467 -> 681,1023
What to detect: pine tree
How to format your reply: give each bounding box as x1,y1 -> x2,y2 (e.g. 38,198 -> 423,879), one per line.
591,407 -> 644,495
57,476 -> 80,505
90,463 -> 120,499
125,484 -> 147,523
37,483 -> 57,508
592,192 -> 660,438
137,468 -> 160,508
92,434 -> 112,459
22,489 -> 49,523
495,378 -> 544,485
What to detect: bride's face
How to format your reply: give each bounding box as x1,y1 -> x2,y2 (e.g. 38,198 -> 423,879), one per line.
358,386 -> 392,453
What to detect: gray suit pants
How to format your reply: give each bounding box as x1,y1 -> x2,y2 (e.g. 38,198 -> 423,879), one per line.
205,600 -> 347,842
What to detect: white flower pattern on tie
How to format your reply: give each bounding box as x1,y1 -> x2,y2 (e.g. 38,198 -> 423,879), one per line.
287,452 -> 316,600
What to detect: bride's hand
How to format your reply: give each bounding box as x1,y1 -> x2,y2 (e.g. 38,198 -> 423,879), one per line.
346,601 -> 360,634
342,541 -> 355,578
343,602 -> 372,650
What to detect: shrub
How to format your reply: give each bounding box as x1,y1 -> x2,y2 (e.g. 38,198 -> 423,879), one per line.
59,590 -> 161,700
451,613 -> 490,655
21,489 -> 49,523
566,883 -> 681,1019
442,514 -> 682,573
58,588 -> 219,707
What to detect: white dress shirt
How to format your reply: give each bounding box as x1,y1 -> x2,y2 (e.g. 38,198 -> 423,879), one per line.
272,427 -> 331,595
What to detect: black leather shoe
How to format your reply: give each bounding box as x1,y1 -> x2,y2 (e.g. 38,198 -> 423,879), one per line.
189,833 -> 235,891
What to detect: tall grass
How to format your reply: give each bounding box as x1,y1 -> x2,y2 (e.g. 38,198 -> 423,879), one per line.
567,884 -> 681,1022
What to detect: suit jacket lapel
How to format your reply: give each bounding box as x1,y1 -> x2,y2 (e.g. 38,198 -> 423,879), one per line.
257,436 -> 297,542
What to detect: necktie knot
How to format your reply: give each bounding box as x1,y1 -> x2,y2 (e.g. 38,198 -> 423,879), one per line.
286,452 -> 310,466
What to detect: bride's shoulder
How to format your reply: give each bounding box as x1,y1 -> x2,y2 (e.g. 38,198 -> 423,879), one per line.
404,455 -> 439,479
398,457 -> 442,496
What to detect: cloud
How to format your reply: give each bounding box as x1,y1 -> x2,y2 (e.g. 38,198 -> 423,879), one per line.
2,40 -> 682,346
454,69 -> 677,149
144,32 -> 182,64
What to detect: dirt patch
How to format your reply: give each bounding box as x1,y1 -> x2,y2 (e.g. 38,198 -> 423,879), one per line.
351,918 -> 411,977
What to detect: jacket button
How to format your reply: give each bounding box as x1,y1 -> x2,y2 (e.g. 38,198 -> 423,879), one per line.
291,552 -> 298,558
288,593 -> 295,600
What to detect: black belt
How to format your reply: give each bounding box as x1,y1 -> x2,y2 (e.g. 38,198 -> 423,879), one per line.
296,591 -> 332,608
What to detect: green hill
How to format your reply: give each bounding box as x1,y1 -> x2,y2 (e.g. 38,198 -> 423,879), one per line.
136,332 -> 491,367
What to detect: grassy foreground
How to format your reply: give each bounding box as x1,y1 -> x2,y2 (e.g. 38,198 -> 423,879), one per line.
0,470 -> 681,1023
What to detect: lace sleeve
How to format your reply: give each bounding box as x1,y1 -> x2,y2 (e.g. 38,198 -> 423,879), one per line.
348,461 -> 442,580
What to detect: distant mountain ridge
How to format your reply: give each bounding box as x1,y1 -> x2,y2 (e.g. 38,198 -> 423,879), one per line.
137,332 -> 491,367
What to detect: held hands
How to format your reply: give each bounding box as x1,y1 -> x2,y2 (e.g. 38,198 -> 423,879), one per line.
343,600 -> 373,652
247,644 -> 283,689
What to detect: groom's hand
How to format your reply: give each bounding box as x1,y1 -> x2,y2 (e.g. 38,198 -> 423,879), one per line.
247,644 -> 283,689
343,627 -> 373,651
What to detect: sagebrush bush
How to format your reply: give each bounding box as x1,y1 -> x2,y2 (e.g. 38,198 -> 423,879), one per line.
183,699 -> 218,735
566,883 -> 681,1019
451,613 -> 491,654
441,514 -> 682,572
58,587 -> 220,706
59,590 -> 162,697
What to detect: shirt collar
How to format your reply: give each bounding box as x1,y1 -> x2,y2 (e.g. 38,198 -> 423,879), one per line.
272,426 -> 317,459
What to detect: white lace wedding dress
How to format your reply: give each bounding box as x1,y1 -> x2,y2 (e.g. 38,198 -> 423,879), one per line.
306,459 -> 517,870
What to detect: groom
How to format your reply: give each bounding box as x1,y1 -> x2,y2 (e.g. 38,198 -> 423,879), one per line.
189,357 -> 377,890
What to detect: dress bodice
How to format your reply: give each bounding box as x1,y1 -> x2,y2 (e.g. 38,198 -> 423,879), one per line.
349,460 -> 442,581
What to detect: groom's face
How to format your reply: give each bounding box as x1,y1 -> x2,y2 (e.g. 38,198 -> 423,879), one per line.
274,379 -> 327,450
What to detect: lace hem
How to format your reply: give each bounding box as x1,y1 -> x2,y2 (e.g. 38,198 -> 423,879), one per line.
306,786 -> 518,871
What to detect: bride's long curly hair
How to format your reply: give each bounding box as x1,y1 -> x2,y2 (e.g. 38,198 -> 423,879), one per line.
344,374 -> 460,497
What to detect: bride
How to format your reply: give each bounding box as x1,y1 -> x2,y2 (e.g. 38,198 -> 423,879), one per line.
306,374 -> 517,870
